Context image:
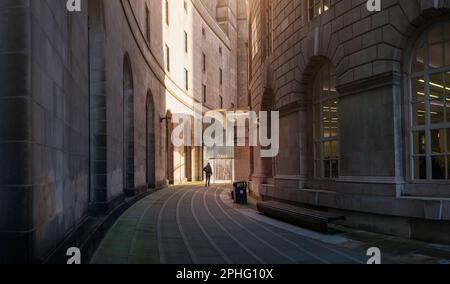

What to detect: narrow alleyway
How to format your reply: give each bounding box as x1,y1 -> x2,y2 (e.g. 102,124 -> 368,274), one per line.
91,185 -> 375,264
91,185 -> 450,264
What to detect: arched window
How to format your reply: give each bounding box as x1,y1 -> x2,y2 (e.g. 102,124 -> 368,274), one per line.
313,62 -> 339,179
146,92 -> 156,188
89,0 -> 106,206
410,22 -> 450,180
123,56 -> 135,194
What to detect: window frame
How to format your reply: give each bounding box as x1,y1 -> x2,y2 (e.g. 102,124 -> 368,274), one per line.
202,52 -> 206,72
165,0 -> 170,26
184,31 -> 188,53
202,84 -> 207,105
184,68 -> 189,91
308,0 -> 330,21
312,62 -> 340,180
165,44 -> 170,72
408,21 -> 450,182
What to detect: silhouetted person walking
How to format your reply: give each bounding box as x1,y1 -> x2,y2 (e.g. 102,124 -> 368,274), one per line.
203,163 -> 213,187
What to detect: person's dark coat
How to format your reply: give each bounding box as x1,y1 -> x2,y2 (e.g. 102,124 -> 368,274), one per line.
203,164 -> 213,176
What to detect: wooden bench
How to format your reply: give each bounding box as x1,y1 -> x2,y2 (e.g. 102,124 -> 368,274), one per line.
256,200 -> 345,232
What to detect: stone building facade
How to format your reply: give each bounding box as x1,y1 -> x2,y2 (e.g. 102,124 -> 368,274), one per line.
247,0 -> 450,244
0,0 -> 247,263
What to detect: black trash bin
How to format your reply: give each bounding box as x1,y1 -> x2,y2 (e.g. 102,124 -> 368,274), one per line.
233,181 -> 247,205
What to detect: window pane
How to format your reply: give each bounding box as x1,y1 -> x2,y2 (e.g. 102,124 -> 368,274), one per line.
331,141 -> 338,158
412,101 -> 426,126
413,156 -> 427,180
430,73 -> 445,99
329,100 -> 338,137
411,77 -> 424,102
429,44 -> 444,69
413,131 -> 426,155
428,25 -> 443,45
430,99 -> 445,124
412,45 -> 424,73
324,141 -> 331,159
432,155 -> 446,179
315,3 -> 321,17
324,160 -> 331,178
429,73 -> 445,124
323,0 -> 330,11
431,129 -> 445,154
446,43 -> 450,66
448,129 -> 450,153
322,101 -> 331,138
331,160 -> 338,178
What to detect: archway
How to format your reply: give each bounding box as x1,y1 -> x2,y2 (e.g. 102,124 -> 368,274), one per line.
146,92 -> 156,188
123,55 -> 135,196
259,87 -> 275,183
300,57 -> 339,188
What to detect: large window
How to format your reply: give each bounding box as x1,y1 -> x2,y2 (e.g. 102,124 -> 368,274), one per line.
410,22 -> 450,180
313,62 -> 339,179
308,0 -> 330,21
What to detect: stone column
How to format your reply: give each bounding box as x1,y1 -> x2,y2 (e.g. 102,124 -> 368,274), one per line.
0,1 -> 32,263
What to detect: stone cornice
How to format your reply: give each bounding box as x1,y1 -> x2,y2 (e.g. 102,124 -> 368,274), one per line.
337,176 -> 405,185
336,71 -> 402,97
191,0 -> 232,51
277,99 -> 308,117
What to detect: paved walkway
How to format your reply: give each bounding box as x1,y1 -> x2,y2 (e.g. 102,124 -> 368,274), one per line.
91,184 -> 450,264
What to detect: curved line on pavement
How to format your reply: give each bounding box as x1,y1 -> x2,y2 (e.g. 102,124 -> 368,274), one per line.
217,190 -> 364,264
191,189 -> 232,264
129,189 -> 178,260
202,188 -> 264,264
213,188 -> 298,264
176,188 -> 200,264
157,187 -> 187,264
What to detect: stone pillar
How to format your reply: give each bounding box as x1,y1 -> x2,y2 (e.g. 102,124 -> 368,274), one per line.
273,103 -> 308,197
0,1 -> 32,263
